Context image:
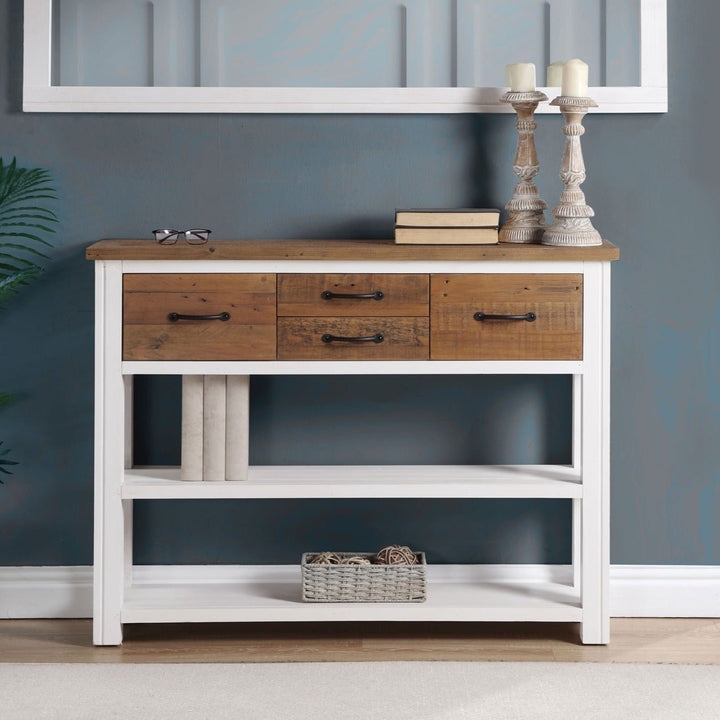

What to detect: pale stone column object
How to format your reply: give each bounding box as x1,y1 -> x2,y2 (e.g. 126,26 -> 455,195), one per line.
225,375 -> 250,481
180,375 -> 203,481
203,375 -> 227,482
561,59 -> 589,97
547,61 -> 565,87
543,96 -> 602,247
499,90 -> 549,244
506,62 -> 536,92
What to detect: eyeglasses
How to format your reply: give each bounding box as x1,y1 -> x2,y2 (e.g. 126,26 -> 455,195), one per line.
153,229 -> 212,245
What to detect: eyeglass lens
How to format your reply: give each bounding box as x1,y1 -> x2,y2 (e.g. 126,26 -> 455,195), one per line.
153,229 -> 211,245
185,230 -> 211,245
154,230 -> 179,244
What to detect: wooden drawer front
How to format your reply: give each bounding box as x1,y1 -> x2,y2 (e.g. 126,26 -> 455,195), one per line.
123,274 -> 276,361
278,317 -> 429,360
431,274 -> 583,360
278,274 -> 428,317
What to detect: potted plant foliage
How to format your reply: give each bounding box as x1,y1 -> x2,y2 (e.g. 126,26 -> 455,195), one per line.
0,157 -> 57,480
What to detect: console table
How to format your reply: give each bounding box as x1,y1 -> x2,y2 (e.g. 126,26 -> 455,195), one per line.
87,238 -> 619,646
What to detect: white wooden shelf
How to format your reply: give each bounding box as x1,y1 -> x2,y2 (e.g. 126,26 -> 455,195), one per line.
122,566 -> 581,624
122,360 -> 585,376
123,465 -> 582,500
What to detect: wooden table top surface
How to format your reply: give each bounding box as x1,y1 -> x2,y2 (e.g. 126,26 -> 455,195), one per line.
86,238 -> 620,262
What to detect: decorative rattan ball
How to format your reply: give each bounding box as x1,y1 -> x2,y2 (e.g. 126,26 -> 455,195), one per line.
309,551 -> 341,565
338,556 -> 372,565
375,545 -> 417,565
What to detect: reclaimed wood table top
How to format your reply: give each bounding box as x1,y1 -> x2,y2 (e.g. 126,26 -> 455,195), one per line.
86,238 -> 620,262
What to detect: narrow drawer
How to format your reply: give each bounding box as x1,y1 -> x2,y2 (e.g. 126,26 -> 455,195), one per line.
278,274 -> 429,317
278,317 -> 429,360
123,274 -> 276,361
431,274 -> 583,360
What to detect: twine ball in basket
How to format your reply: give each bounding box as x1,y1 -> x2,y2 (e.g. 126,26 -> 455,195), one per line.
339,556 -> 372,565
375,544 -> 417,565
309,551 -> 341,565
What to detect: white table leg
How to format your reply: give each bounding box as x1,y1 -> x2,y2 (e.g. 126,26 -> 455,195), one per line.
580,263 -> 611,645
572,374 -> 582,590
123,376 -> 134,590
123,499 -> 133,591
93,261 -> 126,646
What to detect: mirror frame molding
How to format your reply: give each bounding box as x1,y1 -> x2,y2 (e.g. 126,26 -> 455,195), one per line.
23,0 -> 667,114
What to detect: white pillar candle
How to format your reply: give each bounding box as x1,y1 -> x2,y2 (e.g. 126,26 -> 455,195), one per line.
562,58 -> 589,97
547,61 -> 565,87
506,63 -> 536,92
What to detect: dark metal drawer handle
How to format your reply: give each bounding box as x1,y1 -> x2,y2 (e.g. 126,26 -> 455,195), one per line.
321,290 -> 384,301
321,333 -> 384,344
474,312 -> 536,322
168,312 -> 231,322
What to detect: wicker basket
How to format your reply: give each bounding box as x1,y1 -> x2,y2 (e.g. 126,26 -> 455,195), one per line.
301,552 -> 427,602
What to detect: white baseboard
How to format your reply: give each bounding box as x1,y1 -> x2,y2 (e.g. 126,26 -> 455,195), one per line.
0,566 -> 94,619
609,565 -> 720,618
1,565 -> 718,620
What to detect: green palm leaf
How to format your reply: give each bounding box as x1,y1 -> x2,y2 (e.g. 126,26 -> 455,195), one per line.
0,157 -> 57,303
0,441 -> 19,481
0,267 -> 42,298
0,243 -> 49,259
0,394 -> 13,480
0,157 -> 57,483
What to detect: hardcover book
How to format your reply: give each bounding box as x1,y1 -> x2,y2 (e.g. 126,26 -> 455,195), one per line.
395,208 -> 501,228
394,226 -> 499,245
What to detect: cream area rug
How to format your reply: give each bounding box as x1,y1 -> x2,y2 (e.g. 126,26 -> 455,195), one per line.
3,662 -> 720,720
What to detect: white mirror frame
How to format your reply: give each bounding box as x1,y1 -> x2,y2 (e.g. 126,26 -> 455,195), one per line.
23,0 -> 667,114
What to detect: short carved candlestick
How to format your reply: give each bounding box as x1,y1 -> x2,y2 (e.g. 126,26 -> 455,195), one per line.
499,90 -> 549,244
542,96 -> 602,247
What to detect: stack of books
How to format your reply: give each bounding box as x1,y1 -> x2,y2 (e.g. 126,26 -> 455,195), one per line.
394,208 -> 500,245
181,375 -> 249,482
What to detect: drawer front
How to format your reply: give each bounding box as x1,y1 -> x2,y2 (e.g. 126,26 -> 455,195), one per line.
278,274 -> 429,317
431,274 -> 583,360
123,274 -> 276,360
278,317 -> 429,360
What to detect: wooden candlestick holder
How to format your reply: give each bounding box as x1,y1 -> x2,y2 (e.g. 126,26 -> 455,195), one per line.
499,91 -> 549,244
542,96 -> 602,247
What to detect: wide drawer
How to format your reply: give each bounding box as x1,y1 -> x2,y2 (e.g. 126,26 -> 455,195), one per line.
278,317 -> 429,360
123,274 -> 276,361
431,274 -> 583,360
278,274 -> 428,317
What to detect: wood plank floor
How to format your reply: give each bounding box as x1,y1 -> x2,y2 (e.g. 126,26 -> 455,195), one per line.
1,619 -> 719,664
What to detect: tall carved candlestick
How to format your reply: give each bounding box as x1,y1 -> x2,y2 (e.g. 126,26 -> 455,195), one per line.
499,90 -> 549,244
542,96 -> 602,247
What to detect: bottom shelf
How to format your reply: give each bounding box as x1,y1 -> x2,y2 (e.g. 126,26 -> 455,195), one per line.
122,565 -> 581,624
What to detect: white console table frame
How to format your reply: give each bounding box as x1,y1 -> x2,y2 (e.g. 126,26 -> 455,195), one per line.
93,255 -> 611,646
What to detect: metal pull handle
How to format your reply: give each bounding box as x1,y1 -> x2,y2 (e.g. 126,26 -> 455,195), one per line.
321,290 -> 384,301
321,333 -> 384,344
168,312 -> 231,322
474,312 -> 536,322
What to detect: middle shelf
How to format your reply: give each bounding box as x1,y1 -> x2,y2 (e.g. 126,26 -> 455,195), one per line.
122,465 -> 582,499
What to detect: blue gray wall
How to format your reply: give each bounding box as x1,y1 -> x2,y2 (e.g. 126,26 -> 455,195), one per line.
0,0 -> 717,566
